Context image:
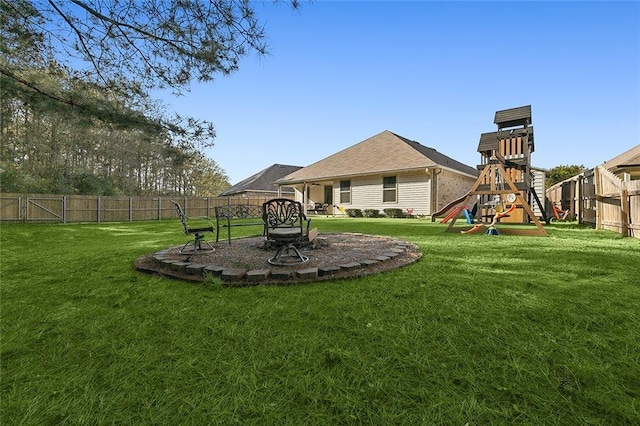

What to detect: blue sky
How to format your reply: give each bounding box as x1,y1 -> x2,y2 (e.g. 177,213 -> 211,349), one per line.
161,1 -> 639,184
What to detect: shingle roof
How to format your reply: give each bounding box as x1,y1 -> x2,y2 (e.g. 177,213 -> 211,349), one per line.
478,131 -> 499,153
219,164 -> 302,196
494,105 -> 532,129
393,133 -> 479,176
276,130 -> 477,185
477,127 -> 535,153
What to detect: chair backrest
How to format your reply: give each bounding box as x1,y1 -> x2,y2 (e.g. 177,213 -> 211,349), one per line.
171,200 -> 189,235
262,198 -> 306,230
214,204 -> 262,221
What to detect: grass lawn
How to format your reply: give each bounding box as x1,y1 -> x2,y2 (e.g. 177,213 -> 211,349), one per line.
1,218 -> 639,424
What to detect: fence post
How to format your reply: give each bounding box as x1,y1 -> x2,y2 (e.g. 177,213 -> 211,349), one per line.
621,188 -> 629,237
129,197 -> 133,222
595,167 -> 602,230
158,197 -> 161,220
97,196 -> 101,223
578,174 -> 585,224
62,195 -> 67,224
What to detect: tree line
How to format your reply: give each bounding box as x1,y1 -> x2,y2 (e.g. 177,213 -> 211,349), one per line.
0,1 -> 299,196
1,64 -> 229,196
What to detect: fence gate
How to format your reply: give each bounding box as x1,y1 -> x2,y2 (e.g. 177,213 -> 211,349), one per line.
579,170 -> 596,225
26,196 -> 65,222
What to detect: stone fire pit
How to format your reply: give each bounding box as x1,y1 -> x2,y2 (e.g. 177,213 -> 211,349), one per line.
135,232 -> 421,286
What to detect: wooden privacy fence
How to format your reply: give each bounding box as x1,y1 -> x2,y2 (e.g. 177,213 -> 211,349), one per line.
545,169 -> 596,225
595,167 -> 640,237
0,194 -> 272,224
546,166 -> 640,238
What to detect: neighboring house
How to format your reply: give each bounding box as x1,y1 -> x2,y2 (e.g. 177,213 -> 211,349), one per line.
274,130 -> 478,216
601,144 -> 640,180
219,164 -> 302,199
530,166 -> 547,218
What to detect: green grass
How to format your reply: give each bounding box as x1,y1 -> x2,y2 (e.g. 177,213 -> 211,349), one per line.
1,218 -> 639,424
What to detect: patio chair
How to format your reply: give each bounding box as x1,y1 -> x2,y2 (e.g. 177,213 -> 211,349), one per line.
171,200 -> 215,255
313,202 -> 329,214
262,198 -> 311,265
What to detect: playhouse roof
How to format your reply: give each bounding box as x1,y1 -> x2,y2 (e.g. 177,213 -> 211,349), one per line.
494,105 -> 532,129
477,127 -> 535,154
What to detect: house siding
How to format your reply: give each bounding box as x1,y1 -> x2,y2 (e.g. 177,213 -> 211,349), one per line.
334,171 -> 431,216
436,169 -> 476,211
531,169 -> 546,218
397,172 -> 431,215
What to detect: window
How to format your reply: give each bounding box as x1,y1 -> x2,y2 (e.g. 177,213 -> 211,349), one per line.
339,180 -> 351,204
383,176 -> 397,202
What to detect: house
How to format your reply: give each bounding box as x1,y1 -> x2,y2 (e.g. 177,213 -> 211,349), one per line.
219,164 -> 302,199
530,166 -> 547,218
274,130 -> 478,216
601,144 -> 640,180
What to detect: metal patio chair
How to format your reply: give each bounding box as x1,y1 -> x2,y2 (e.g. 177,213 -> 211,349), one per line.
171,200 -> 215,255
262,198 -> 311,265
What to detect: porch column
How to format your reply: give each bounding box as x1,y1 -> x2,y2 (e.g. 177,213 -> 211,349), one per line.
303,182 -> 308,214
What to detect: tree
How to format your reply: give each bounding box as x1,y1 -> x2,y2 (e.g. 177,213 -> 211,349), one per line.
1,0 -> 299,145
0,68 -> 228,196
191,156 -> 231,197
1,0 -> 297,196
545,164 -> 585,189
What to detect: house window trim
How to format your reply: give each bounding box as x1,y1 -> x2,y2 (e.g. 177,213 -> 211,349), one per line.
339,180 -> 351,204
383,175 -> 397,203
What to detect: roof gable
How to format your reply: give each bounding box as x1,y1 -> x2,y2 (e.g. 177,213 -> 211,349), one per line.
277,130 -> 477,184
220,164 -> 302,196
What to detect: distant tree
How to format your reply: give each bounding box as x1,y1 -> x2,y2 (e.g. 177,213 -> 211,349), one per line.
545,164 -> 585,189
191,156 -> 231,197
0,70 -> 229,196
1,0 -> 299,144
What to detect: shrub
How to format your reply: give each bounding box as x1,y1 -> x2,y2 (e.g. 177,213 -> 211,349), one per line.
345,209 -> 363,218
383,208 -> 404,218
363,209 -> 381,218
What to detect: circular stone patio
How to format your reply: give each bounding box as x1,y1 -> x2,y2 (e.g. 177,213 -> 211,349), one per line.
135,232 -> 422,285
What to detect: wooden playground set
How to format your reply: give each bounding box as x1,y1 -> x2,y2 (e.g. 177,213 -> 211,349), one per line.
432,105 -> 551,236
